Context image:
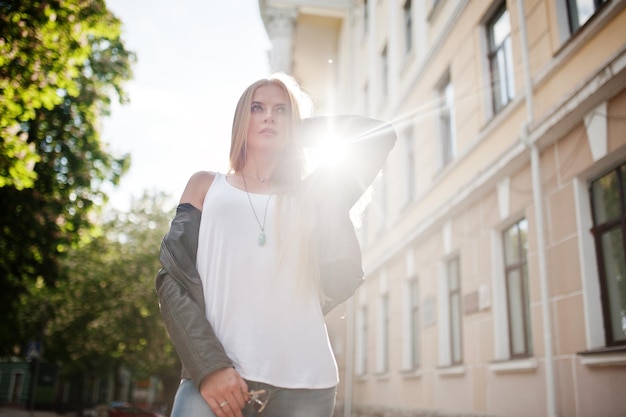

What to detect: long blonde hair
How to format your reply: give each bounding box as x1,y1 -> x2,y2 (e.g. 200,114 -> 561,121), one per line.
229,74 -> 321,299
229,73 -> 311,191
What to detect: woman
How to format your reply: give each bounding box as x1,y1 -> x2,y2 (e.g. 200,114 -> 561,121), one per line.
156,73 -> 396,417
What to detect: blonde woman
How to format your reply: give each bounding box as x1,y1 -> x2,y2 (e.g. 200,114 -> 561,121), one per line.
157,73 -> 396,417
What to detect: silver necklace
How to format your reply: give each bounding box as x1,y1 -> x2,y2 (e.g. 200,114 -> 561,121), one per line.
241,175 -> 272,246
243,173 -> 266,183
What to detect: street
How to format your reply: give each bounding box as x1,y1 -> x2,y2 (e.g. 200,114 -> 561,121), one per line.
0,408 -> 77,417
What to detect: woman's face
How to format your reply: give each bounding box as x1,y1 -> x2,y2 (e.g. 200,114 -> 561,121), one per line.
246,83 -> 291,153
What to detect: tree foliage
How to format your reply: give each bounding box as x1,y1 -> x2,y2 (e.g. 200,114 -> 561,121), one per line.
0,0 -> 134,355
40,194 -> 173,375
0,0 -> 128,189
20,192 -> 180,391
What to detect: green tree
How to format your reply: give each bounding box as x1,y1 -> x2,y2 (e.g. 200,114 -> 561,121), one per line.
0,0 -> 134,355
20,192 -> 180,401
0,0 -> 126,189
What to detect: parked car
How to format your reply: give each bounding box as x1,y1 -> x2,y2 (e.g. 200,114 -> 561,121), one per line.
109,404 -> 164,417
85,402 -> 165,417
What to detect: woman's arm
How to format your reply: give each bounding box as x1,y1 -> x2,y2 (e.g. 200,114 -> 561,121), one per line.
157,174 -> 249,416
300,115 -> 397,208
180,170 -> 215,209
301,116 -> 396,312
156,203 -> 233,385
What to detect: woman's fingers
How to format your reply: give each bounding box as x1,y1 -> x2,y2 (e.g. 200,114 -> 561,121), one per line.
200,368 -> 249,417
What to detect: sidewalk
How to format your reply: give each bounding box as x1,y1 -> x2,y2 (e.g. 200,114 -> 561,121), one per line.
0,407 -> 77,417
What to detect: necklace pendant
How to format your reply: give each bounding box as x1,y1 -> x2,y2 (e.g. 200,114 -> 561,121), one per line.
258,232 -> 266,246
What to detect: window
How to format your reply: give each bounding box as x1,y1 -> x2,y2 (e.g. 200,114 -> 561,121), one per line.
409,278 -> 420,369
567,0 -> 609,33
404,127 -> 416,202
487,4 -> 515,113
403,253 -> 420,371
10,371 -> 25,403
376,292 -> 390,373
438,74 -> 456,167
590,164 -> 626,346
363,81 -> 369,115
448,257 -> 463,364
363,0 -> 369,36
381,44 -> 389,99
403,0 -> 413,55
355,304 -> 369,375
377,166 -> 388,232
503,219 -> 533,357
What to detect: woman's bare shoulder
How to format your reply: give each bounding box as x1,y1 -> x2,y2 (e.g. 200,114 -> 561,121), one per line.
179,171 -> 217,210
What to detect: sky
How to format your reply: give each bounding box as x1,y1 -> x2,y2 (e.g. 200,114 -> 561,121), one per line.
102,0 -> 272,211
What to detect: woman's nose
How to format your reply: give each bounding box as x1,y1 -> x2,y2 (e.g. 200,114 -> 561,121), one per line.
263,110 -> 275,122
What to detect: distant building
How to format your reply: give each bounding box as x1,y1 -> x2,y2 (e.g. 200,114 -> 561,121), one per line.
0,360 -> 29,405
0,359 -> 137,414
260,1 -> 626,417
0,359 -> 64,411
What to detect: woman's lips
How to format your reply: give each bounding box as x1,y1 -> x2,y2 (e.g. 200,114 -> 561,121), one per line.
260,128 -> 277,135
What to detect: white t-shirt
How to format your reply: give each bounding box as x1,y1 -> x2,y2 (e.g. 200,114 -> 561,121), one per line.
196,173 -> 338,389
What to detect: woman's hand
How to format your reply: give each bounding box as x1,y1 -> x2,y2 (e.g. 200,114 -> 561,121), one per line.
199,367 -> 249,417
300,115 -> 397,209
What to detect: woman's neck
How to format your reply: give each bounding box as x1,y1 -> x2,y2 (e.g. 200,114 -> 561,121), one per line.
240,168 -> 271,183
241,152 -> 280,184
228,171 -> 273,195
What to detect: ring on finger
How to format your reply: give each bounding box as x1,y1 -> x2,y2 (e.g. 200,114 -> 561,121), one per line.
219,400 -> 229,408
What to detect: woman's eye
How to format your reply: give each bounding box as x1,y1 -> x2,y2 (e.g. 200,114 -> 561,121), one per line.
251,104 -> 263,112
276,106 -> 286,114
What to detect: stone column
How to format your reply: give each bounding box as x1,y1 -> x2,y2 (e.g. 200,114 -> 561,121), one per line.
264,7 -> 298,73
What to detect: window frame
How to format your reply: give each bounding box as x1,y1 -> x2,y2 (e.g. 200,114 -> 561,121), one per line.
437,72 -> 456,168
404,126 -> 416,203
380,43 -> 389,100
486,3 -> 515,114
377,292 -> 390,373
502,218 -> 533,358
375,271 -> 390,374
409,277 -> 420,369
362,0 -> 369,37
589,163 -> 626,347
447,256 -> 463,365
355,303 -> 369,375
377,164 -> 389,234
9,370 -> 25,403
567,0 -> 610,34
403,0 -> 413,56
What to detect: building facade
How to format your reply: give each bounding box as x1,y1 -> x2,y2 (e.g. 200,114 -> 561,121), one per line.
259,1 -> 626,417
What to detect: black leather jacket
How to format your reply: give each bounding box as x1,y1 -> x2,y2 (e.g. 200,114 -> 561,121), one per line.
156,203 -> 231,386
156,116 -> 396,388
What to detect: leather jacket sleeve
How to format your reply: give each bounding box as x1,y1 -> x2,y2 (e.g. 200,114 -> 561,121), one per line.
302,115 -> 397,209
309,116 -> 397,313
156,203 -> 233,387
318,206 -> 364,315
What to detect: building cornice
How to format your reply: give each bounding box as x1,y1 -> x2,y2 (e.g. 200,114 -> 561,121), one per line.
259,0 -> 350,32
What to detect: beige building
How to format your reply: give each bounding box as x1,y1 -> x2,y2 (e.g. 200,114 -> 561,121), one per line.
259,1 -> 626,417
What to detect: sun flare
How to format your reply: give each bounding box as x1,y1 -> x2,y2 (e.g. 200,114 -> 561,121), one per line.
306,134 -> 350,173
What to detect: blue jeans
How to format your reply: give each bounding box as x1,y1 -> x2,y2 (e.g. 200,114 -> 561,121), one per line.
170,379 -> 336,417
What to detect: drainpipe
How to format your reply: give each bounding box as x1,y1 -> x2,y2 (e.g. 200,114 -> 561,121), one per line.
517,1 -> 557,416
